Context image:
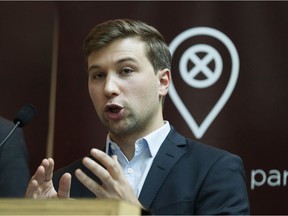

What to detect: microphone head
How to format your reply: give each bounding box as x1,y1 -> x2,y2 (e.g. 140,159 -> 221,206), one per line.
14,104 -> 37,128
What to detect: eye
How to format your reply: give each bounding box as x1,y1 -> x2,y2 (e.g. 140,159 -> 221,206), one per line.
121,68 -> 133,75
90,72 -> 105,80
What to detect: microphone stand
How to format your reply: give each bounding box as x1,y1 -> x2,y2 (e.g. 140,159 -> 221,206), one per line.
0,121 -> 20,148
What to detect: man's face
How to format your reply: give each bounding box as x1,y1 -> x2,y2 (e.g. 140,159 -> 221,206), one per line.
87,37 -> 169,139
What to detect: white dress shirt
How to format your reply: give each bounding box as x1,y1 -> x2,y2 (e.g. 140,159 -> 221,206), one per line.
105,121 -> 171,197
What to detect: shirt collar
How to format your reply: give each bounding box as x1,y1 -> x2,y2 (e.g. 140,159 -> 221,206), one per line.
105,121 -> 171,157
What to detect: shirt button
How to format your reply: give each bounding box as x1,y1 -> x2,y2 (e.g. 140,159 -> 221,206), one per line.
127,167 -> 133,174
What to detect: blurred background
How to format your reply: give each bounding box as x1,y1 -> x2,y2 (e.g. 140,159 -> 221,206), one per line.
0,1 -> 287,214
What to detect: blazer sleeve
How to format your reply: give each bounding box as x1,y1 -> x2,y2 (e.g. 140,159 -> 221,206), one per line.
195,153 -> 250,215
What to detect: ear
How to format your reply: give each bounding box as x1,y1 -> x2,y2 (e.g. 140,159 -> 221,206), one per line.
158,68 -> 171,97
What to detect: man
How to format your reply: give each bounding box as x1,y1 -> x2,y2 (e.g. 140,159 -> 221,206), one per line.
26,19 -> 250,214
0,116 -> 30,197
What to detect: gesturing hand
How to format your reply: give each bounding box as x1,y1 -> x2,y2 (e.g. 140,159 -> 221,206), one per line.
75,148 -> 143,208
25,158 -> 71,199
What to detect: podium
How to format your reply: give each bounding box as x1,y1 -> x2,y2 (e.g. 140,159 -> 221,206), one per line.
0,199 -> 141,215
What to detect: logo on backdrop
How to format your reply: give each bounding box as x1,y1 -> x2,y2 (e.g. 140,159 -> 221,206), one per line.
250,169 -> 288,190
169,27 -> 239,139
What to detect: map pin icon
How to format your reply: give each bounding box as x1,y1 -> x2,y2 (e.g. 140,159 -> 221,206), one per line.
168,27 -> 239,139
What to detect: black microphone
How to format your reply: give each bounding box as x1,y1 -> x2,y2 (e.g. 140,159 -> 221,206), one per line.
0,104 -> 37,148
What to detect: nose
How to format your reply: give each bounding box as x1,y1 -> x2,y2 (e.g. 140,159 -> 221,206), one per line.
104,74 -> 120,98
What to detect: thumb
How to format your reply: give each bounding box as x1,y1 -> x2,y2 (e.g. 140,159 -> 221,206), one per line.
58,173 -> 71,198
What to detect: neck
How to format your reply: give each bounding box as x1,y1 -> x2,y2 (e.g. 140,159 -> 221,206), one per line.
109,119 -> 165,160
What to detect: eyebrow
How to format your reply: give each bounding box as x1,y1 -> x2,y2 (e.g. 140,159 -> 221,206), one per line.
116,57 -> 138,64
87,65 -> 101,74
88,57 -> 138,73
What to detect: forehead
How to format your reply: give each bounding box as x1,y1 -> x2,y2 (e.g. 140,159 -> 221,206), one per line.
87,37 -> 147,67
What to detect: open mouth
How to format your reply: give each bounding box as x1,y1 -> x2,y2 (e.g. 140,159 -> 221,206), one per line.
104,104 -> 124,120
105,104 -> 123,113
109,107 -> 121,113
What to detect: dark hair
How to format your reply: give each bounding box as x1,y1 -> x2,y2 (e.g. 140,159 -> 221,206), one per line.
83,19 -> 171,73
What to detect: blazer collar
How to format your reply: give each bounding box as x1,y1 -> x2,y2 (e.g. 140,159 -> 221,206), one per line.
138,126 -> 187,209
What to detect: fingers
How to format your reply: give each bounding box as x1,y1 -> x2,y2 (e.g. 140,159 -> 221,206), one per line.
90,148 -> 123,179
25,179 -> 39,198
84,156 -> 115,184
25,158 -> 58,199
44,158 -> 55,182
31,158 -> 54,185
75,149 -> 121,196
31,160 -> 47,184
58,173 -> 72,198
75,168 -> 106,196
25,160 -> 48,197
75,149 -> 128,196
76,149 -> 141,206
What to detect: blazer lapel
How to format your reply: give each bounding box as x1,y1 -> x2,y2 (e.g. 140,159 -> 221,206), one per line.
138,127 -> 186,209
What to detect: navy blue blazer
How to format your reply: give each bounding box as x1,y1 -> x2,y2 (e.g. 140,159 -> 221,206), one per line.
53,126 -> 250,215
0,117 -> 30,197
